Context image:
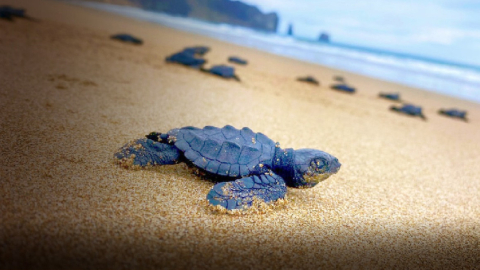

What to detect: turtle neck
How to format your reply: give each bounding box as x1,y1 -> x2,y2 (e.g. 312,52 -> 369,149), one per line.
272,147 -> 296,187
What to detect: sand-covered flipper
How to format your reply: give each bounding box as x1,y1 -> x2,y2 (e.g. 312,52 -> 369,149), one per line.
114,138 -> 182,168
207,171 -> 287,210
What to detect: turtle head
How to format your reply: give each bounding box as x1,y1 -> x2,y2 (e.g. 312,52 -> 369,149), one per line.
292,149 -> 341,188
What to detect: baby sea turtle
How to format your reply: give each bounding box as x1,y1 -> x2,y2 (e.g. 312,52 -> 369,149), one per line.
182,46 -> 210,56
228,56 -> 248,65
438,108 -> 468,122
390,104 -> 426,120
379,92 -> 401,101
333,75 -> 345,82
331,84 -> 356,93
115,125 -> 341,211
200,65 -> 240,81
110,34 -> 143,45
297,76 -> 320,86
0,5 -> 30,21
165,51 -> 206,68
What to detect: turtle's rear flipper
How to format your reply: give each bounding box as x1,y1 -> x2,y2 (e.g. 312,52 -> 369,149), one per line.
207,172 -> 287,210
114,138 -> 181,168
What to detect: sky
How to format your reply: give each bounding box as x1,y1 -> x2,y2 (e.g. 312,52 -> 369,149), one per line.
240,0 -> 480,67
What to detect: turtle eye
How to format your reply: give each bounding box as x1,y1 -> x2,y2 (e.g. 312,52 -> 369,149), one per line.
311,159 -> 325,171
306,159 -> 323,176
315,159 -> 324,168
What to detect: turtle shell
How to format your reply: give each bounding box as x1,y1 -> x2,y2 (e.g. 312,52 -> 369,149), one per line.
174,125 -> 276,178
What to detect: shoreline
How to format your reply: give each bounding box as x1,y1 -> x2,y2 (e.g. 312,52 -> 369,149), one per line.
71,0 -> 480,105
1,0 -> 480,268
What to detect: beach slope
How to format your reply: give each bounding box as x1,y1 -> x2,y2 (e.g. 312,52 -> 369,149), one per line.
1,0 -> 479,268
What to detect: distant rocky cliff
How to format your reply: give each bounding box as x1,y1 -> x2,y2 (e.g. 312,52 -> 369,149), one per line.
129,0 -> 278,32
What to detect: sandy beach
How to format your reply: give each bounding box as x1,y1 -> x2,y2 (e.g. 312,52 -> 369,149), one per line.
1,0 -> 480,268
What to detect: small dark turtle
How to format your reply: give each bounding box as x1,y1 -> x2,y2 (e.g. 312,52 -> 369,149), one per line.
438,108 -> 468,122
331,84 -> 355,93
201,65 -> 240,81
115,125 -> 341,211
297,76 -> 320,86
379,92 -> 401,101
182,46 -> 210,56
110,34 -> 143,45
228,56 -> 248,65
165,51 -> 206,69
0,9 -> 12,20
0,5 -> 31,21
390,104 -> 426,120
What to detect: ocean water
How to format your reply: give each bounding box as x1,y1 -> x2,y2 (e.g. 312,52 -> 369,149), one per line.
76,1 -> 480,104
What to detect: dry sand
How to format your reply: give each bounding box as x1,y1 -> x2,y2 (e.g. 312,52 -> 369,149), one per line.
1,0 -> 480,269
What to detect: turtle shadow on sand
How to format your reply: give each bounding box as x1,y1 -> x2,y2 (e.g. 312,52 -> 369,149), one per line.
390,104 -> 427,120
114,125 -> 341,211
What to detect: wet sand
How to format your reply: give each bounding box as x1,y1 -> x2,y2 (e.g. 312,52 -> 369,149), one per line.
1,0 -> 479,269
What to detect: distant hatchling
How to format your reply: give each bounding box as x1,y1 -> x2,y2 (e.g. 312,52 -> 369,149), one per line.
438,108 -> 468,122
115,125 -> 341,211
390,104 -> 427,120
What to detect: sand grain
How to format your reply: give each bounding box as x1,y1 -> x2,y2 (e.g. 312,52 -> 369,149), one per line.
1,0 -> 479,269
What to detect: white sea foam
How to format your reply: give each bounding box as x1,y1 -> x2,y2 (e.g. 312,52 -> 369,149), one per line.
74,1 -> 480,103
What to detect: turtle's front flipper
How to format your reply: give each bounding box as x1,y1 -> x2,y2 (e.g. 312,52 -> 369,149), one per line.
207,171 -> 287,210
114,138 -> 181,168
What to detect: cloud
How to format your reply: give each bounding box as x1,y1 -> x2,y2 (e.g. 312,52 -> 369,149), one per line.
240,0 -> 480,65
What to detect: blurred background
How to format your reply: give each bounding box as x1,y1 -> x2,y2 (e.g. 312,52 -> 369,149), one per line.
77,0 -> 480,103
244,0 -> 480,67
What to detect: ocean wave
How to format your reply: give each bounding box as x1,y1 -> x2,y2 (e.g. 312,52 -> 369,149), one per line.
74,1 -> 480,103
